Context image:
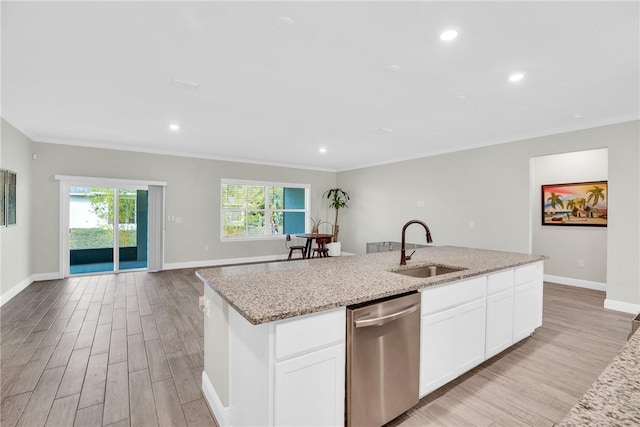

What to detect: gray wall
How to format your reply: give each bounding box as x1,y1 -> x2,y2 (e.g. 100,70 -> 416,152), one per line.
531,149 -> 607,283
30,141 -> 336,275
337,121 -> 639,307
4,117 -> 639,309
1,119 -> 33,295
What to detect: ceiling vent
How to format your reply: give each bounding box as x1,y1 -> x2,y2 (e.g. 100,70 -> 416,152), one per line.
171,78 -> 200,90
374,127 -> 393,135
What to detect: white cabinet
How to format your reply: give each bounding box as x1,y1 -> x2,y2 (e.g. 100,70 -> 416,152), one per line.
485,270 -> 514,359
274,344 -> 345,427
227,307 -> 346,427
420,262 -> 543,398
513,262 -> 543,343
456,298 -> 486,372
419,276 -> 486,397
420,306 -> 457,396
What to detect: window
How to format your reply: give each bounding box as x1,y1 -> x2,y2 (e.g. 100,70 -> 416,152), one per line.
221,180 -> 309,240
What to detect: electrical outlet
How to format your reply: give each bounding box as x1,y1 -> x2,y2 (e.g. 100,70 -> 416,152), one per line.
204,245 -> 209,251
198,296 -> 210,317
578,259 -> 585,268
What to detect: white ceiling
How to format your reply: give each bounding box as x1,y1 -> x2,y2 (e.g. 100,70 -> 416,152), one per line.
2,1 -> 639,171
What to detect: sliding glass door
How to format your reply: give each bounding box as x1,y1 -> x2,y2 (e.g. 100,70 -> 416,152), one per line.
68,186 -> 148,275
118,188 -> 148,271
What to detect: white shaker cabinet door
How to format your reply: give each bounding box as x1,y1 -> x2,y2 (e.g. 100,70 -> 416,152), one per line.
513,261 -> 543,343
274,343 -> 345,427
485,287 -> 514,359
420,306 -> 457,397
455,297 -> 487,373
513,280 -> 540,342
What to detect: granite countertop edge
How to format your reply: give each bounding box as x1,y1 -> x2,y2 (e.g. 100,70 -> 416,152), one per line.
197,246 -> 547,325
557,327 -> 640,426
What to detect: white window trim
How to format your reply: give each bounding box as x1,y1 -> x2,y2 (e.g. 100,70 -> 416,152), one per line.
220,179 -> 310,242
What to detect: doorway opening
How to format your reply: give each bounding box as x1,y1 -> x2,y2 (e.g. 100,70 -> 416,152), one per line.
529,148 -> 608,289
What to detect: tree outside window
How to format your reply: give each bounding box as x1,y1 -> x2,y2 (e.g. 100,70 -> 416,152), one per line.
222,181 -> 307,239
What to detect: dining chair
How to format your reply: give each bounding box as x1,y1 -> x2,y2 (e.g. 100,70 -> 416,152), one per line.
286,235 -> 306,260
311,236 -> 332,258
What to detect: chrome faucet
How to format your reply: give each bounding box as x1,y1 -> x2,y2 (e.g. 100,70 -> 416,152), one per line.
400,220 -> 433,265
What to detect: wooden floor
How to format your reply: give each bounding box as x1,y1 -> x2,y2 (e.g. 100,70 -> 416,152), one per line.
0,271 -> 633,427
0,269 -> 217,427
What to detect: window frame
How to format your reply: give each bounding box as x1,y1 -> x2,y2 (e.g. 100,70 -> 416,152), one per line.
220,179 -> 310,242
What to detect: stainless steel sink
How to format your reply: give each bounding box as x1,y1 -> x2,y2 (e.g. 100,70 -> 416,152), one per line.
391,264 -> 466,278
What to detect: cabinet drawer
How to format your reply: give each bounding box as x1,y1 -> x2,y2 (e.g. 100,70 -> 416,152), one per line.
514,262 -> 541,285
421,276 -> 486,315
487,270 -> 514,295
275,307 -> 345,360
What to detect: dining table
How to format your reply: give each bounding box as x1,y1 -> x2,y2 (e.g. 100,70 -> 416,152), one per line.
294,233 -> 334,259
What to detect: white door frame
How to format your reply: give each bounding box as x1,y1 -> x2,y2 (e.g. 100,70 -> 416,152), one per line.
56,175 -> 167,277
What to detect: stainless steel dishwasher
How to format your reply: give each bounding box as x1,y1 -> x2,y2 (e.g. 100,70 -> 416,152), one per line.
346,292 -> 421,427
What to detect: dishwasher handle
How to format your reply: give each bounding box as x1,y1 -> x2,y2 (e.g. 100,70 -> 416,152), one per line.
354,303 -> 420,328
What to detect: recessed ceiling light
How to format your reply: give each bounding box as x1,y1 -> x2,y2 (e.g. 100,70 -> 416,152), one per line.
277,16 -> 294,28
456,95 -> 467,100
319,147 -> 327,154
387,64 -> 401,72
572,113 -> 582,119
440,29 -> 459,41
168,123 -> 180,132
508,72 -> 525,82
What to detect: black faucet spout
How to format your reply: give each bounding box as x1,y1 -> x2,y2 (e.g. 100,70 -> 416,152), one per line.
400,220 -> 433,265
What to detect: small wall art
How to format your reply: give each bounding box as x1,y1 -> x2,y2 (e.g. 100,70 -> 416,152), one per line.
7,171 -> 16,226
542,181 -> 607,227
0,170 -> 5,226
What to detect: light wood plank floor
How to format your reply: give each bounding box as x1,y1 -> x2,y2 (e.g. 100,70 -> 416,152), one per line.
1,271 -> 633,427
1,269 -> 217,427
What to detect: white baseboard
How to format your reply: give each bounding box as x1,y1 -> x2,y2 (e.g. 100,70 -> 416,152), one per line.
163,253 -> 290,270
0,276 -> 32,307
32,272 -> 64,281
0,272 -> 63,307
202,371 -> 231,427
544,274 -> 606,291
604,299 -> 640,314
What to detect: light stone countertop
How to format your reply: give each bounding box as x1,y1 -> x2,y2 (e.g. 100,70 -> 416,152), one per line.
557,328 -> 640,426
196,246 -> 546,325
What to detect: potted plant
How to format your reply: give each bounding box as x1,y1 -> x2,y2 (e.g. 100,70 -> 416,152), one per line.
309,215 -> 330,235
324,188 -> 350,256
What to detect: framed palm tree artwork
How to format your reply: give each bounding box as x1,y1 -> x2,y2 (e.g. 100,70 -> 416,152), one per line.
542,181 -> 607,226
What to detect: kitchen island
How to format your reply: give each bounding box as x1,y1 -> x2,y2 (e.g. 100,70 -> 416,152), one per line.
197,246 -> 545,426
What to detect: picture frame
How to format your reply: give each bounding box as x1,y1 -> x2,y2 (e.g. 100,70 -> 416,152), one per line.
7,171 -> 16,226
542,181 -> 607,227
0,170 -> 5,227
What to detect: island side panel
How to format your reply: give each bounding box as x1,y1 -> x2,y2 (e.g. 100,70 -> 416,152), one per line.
229,307 -> 274,427
203,285 -> 231,423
